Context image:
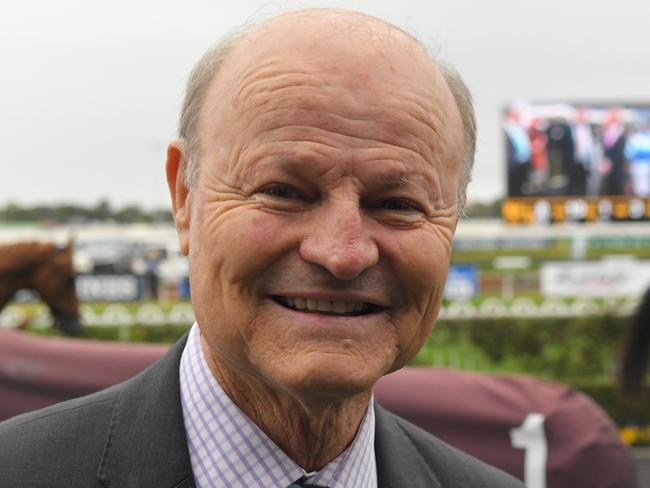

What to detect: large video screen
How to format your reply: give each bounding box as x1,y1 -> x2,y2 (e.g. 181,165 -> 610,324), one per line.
502,101 -> 650,224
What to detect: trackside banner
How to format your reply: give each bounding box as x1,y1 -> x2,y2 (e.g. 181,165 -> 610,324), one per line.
541,260 -> 650,297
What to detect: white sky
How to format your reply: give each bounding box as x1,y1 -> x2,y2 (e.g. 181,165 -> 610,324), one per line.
2,0 -> 649,209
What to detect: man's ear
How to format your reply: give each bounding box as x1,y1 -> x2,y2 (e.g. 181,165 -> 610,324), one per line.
166,139 -> 192,256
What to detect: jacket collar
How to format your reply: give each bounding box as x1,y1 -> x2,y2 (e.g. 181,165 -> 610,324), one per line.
98,333 -> 195,488
374,403 -> 441,488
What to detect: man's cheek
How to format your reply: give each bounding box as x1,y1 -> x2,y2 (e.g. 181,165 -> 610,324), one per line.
224,213 -> 286,256
247,213 -> 280,242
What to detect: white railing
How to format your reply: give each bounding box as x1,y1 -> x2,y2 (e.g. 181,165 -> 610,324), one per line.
0,297 -> 640,330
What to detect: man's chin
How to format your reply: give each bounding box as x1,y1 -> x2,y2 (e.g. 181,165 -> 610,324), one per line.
260,352 -> 391,403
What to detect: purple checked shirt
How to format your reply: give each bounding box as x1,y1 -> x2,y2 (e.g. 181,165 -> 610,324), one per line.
180,323 -> 377,488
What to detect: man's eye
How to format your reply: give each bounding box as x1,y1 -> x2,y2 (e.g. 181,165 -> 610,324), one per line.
259,185 -> 302,199
379,199 -> 420,212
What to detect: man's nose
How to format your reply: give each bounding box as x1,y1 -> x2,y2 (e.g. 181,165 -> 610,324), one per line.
298,202 -> 379,280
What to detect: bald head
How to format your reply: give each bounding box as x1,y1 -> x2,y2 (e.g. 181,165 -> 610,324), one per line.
245,9 -> 424,58
178,8 -> 475,210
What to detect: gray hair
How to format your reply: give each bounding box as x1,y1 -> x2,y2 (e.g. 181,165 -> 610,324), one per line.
178,18 -> 476,213
178,30 -> 246,187
438,62 -> 476,212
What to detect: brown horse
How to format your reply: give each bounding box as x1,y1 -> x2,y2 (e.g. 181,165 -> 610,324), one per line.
0,241 -> 81,335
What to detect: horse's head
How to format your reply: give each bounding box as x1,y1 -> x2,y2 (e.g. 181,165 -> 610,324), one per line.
34,242 -> 82,336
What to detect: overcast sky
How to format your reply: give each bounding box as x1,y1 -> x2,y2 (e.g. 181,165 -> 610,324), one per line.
2,0 -> 649,209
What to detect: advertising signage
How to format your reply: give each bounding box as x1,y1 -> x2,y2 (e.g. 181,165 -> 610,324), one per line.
540,260 -> 650,298
502,101 -> 650,224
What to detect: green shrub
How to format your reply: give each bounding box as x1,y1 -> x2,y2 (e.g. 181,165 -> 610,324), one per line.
28,324 -> 190,343
413,315 -> 627,382
577,381 -> 650,428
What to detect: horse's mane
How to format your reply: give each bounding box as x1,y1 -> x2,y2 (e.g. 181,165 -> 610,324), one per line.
0,242 -> 56,275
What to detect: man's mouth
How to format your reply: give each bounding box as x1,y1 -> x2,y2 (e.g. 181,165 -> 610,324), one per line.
270,295 -> 382,316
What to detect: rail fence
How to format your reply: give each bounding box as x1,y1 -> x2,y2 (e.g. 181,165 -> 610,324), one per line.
0,296 -> 640,330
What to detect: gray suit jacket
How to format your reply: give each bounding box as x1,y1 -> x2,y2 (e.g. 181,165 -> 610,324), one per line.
0,335 -> 524,488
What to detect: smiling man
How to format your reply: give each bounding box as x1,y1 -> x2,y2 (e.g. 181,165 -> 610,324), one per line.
0,9 -> 523,488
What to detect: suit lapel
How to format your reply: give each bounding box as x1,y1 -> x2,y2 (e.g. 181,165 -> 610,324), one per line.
374,403 -> 442,488
98,334 -> 195,488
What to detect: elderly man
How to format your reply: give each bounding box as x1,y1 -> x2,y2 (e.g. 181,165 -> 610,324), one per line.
0,9 -> 523,488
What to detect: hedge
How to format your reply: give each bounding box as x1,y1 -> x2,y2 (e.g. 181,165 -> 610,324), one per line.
413,315 -> 627,382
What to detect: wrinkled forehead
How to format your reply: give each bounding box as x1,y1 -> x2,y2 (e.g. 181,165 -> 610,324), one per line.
208,12 -> 450,114
197,12 -> 464,172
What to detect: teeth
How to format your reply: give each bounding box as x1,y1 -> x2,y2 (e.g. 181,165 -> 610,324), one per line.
316,300 -> 331,312
280,297 -> 371,314
294,297 -> 307,310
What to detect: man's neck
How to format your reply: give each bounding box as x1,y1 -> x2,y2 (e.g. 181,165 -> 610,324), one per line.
200,336 -> 371,471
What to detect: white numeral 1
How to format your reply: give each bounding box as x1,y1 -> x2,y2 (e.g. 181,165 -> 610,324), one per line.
510,413 -> 547,488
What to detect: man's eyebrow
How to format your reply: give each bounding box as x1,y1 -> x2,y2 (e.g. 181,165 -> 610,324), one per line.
376,175 -> 412,186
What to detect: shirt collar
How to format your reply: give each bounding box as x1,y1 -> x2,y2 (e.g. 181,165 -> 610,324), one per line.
180,323 -> 377,488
